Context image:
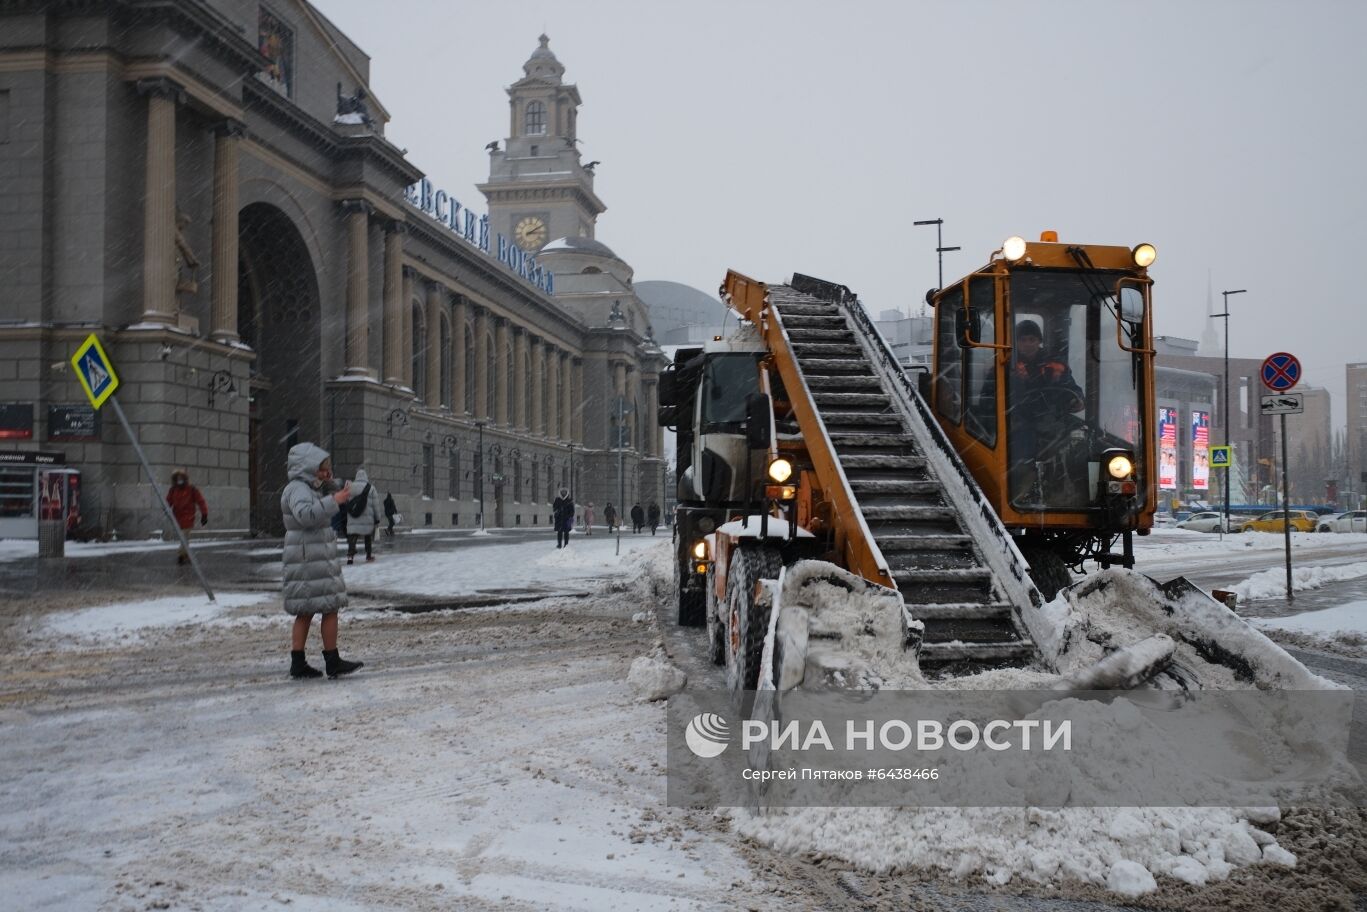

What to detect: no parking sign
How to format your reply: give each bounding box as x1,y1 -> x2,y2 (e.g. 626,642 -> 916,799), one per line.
1260,352 -> 1301,392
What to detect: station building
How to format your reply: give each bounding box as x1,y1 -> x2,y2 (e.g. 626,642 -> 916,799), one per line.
0,2 -> 666,537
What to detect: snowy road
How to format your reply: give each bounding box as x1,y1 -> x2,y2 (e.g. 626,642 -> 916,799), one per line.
0,538 -> 776,911
1,529 -> 1364,910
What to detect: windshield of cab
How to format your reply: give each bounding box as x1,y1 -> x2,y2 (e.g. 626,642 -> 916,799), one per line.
1006,271 -> 1147,511
701,354 -> 759,431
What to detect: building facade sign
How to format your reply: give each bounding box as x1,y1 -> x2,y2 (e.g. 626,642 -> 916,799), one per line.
405,178 -> 554,294
1158,406 -> 1177,490
1191,409 -> 1210,491
0,403 -> 34,440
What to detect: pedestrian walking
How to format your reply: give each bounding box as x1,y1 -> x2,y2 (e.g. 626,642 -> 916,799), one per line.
583,502 -> 595,536
344,467 -> 382,564
552,486 -> 575,549
647,501 -> 661,536
165,468 -> 208,565
603,502 -> 617,533
281,442 -> 363,680
630,502 -> 645,534
383,491 -> 398,538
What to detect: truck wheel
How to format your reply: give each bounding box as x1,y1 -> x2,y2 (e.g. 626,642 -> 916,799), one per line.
1021,547 -> 1072,601
724,545 -> 783,698
676,557 -> 705,627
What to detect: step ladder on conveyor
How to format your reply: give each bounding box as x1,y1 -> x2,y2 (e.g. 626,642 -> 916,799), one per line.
747,272 -> 1045,676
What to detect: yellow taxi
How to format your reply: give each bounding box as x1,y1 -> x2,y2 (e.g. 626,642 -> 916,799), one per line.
1238,510 -> 1320,533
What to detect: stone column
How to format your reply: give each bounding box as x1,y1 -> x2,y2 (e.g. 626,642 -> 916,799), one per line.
138,79 -> 183,326
452,295 -> 467,413
474,307 -> 490,419
573,359 -> 585,444
426,283 -> 442,408
342,199 -> 374,377
546,346 -> 560,440
495,317 -> 511,425
382,223 -> 406,385
209,119 -> 244,342
401,268 -> 415,389
613,361 -> 627,398
530,337 -> 544,436
560,352 -> 573,442
513,328 -> 528,429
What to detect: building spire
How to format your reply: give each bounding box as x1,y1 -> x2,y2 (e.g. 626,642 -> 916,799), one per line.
1199,269 -> 1221,356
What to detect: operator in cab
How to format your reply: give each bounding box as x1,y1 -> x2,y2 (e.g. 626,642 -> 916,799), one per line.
1008,319 -> 1084,506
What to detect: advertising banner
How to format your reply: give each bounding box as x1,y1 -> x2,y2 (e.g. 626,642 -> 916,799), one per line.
1158,407 -> 1177,490
1192,410 -> 1210,491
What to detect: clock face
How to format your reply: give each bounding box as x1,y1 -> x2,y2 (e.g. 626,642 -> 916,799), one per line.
514,216 -> 548,249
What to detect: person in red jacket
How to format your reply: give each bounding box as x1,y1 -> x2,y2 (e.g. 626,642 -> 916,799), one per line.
166,468 -> 208,565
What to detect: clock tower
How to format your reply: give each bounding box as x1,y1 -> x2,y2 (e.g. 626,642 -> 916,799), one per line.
478,35 -> 606,252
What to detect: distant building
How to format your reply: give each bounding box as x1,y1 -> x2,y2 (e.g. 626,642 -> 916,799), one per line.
1346,363 -> 1367,501
636,281 -> 727,345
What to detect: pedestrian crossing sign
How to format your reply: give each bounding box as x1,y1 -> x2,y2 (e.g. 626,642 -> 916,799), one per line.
1209,445 -> 1231,468
71,334 -> 120,409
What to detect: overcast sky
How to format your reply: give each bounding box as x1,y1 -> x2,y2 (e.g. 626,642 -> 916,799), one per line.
321,0 -> 1366,429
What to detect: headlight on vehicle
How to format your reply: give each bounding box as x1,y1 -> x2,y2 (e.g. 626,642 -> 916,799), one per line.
691,539 -> 709,560
1002,236 -> 1027,262
767,458 -> 793,483
1132,243 -> 1157,268
1106,452 -> 1134,479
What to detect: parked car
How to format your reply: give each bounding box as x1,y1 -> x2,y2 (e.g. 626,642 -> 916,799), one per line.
1238,510 -> 1320,533
1175,511 -> 1230,533
1318,510 -> 1367,533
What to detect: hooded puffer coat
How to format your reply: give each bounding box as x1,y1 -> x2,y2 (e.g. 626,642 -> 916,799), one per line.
280,442 -> 347,616
345,468 -> 383,537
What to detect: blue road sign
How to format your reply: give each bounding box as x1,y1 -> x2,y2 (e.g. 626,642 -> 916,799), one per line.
1260,352 -> 1301,392
70,334 -> 120,409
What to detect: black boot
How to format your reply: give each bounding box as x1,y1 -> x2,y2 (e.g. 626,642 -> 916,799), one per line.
323,649 -> 364,678
290,650 -> 322,679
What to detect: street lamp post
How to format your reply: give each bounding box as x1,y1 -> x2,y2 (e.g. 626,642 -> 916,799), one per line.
475,419 -> 486,532
913,218 -> 961,318
1214,289 -> 1247,537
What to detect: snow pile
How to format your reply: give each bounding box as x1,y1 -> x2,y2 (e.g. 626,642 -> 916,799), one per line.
42,592 -> 275,642
766,561 -> 924,691
734,804 -> 1295,892
627,650 -> 686,701
1031,570 -> 1333,690
1232,561 -> 1367,602
736,566 -> 1339,895
1253,601 -> 1367,655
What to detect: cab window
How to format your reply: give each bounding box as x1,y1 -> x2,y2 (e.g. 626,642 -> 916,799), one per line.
934,286 -> 963,424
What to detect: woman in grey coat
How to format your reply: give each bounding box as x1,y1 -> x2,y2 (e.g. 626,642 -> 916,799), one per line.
281,442 -> 364,679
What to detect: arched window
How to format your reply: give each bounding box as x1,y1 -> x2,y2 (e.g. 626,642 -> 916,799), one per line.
513,454 -> 523,503
485,332 -> 497,418
439,314 -> 452,408
580,266 -> 602,275
411,303 -> 426,401
525,101 -> 546,136
531,460 -> 538,505
464,321 -> 476,414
